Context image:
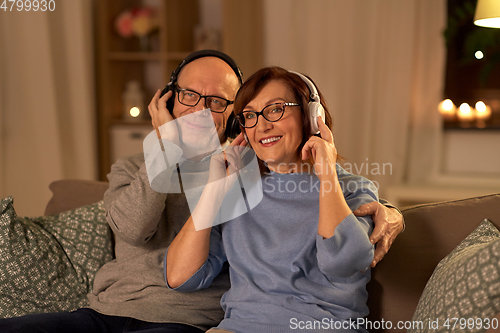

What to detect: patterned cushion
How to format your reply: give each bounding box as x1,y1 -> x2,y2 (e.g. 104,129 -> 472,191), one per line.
410,219 -> 500,333
0,196 -> 113,318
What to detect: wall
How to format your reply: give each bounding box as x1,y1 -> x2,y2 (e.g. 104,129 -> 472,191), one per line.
0,1 -> 97,216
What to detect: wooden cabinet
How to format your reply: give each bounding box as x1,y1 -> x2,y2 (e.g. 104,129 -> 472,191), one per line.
94,0 -> 200,180
109,123 -> 152,164
94,0 -> 264,180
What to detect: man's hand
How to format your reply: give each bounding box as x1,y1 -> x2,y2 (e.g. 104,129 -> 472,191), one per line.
353,202 -> 404,268
148,89 -> 178,143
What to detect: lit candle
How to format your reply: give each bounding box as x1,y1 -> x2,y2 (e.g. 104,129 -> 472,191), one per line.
438,99 -> 456,120
122,81 -> 145,121
475,101 -> 492,120
457,103 -> 474,121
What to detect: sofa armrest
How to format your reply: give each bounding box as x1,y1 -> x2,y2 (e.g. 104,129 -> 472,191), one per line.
44,179 -> 109,216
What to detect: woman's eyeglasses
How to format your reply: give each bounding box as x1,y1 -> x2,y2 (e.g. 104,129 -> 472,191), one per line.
237,102 -> 300,128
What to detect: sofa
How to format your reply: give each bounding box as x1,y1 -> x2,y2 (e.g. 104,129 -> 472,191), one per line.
367,192 -> 500,332
1,179 -> 500,332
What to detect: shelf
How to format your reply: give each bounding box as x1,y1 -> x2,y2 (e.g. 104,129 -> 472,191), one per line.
110,119 -> 151,126
107,51 -> 193,62
167,52 -> 191,61
95,0 -> 200,181
108,52 -> 166,61
95,0 -> 264,180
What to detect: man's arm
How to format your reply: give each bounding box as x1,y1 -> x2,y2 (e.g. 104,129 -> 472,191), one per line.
104,89 -> 183,246
104,155 -> 173,245
353,200 -> 404,267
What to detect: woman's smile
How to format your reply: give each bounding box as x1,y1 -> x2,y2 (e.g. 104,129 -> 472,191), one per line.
259,135 -> 282,146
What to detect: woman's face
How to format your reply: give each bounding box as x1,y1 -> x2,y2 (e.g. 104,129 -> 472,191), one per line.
243,80 -> 304,173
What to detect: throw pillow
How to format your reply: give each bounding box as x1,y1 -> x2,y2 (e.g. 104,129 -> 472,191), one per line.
409,219 -> 500,333
0,196 -> 113,318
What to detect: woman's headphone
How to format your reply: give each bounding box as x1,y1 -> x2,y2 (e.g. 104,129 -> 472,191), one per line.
288,71 -> 325,135
159,49 -> 243,139
226,70 -> 326,139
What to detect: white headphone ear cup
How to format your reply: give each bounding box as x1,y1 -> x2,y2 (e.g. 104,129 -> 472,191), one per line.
309,102 -> 325,134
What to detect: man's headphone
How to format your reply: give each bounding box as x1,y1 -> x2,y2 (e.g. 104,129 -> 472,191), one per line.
227,70 -> 326,139
159,49 -> 243,139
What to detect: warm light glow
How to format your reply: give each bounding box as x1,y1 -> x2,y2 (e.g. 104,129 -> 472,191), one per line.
457,103 -> 474,121
438,99 -> 456,120
459,103 -> 471,114
474,0 -> 500,28
475,51 -> 484,59
475,101 -> 492,120
475,17 -> 500,28
442,99 -> 454,111
122,81 -> 145,121
130,107 -> 141,117
475,101 -> 486,112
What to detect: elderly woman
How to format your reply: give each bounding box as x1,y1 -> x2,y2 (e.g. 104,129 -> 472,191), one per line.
165,66 -> 378,333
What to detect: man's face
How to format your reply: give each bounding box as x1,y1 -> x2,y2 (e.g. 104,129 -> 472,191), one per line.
171,57 -> 240,152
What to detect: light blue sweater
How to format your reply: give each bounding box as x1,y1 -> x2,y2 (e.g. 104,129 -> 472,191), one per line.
166,166 -> 378,333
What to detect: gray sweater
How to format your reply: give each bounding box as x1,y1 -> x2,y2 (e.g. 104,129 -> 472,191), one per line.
87,153 -> 229,331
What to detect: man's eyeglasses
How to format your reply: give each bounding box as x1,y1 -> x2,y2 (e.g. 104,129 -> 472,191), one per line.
237,102 -> 301,128
176,86 -> 233,113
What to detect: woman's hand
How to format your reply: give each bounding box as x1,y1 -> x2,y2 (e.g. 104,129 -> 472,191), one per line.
207,133 -> 247,188
190,133 -> 248,231
167,133 -> 248,286
148,89 -> 179,145
306,117 -> 351,238
301,116 -> 338,179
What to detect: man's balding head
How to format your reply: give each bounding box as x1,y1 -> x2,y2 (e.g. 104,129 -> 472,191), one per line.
171,56 -> 241,145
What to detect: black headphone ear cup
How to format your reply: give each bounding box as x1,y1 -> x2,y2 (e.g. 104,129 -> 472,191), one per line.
160,84 -> 175,114
225,113 -> 241,139
309,102 -> 325,134
166,92 -> 175,114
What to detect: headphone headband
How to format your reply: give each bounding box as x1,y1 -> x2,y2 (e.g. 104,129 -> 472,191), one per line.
288,71 -> 320,103
288,71 -> 325,135
167,49 -> 243,90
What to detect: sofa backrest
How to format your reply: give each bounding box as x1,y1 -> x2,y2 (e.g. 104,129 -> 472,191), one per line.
44,179 -> 109,216
367,193 -> 500,332
44,180 -> 500,331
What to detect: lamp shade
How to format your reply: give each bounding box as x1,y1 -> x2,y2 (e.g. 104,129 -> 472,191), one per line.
474,0 -> 500,28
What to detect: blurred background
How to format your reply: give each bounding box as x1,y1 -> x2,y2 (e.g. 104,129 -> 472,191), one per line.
1,0 -> 499,216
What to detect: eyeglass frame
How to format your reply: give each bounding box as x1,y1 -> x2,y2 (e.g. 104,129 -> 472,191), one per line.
236,102 -> 301,128
175,85 -> 234,113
